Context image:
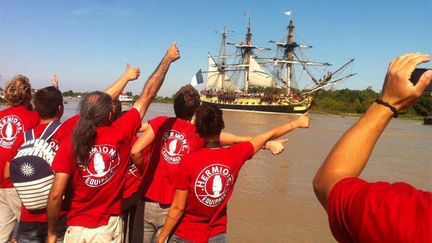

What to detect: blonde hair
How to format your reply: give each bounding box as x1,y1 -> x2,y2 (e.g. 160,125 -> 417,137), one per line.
4,75 -> 32,106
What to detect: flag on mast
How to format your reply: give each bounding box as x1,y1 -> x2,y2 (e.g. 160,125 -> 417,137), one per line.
284,11 -> 291,16
190,69 -> 204,86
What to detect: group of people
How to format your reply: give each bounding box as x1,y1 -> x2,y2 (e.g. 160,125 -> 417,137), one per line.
0,44 -> 430,243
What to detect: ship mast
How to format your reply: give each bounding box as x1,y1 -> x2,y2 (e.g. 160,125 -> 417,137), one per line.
243,17 -> 252,93
220,27 -> 227,92
285,13 -> 294,96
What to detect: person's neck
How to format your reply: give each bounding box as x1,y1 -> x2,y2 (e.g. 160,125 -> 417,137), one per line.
40,117 -> 60,125
176,116 -> 193,124
205,135 -> 221,149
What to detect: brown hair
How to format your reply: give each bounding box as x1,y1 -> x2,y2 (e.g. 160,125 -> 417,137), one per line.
195,103 -> 225,137
111,99 -> 122,120
4,75 -> 32,106
72,91 -> 112,165
34,86 -> 63,119
173,84 -> 200,120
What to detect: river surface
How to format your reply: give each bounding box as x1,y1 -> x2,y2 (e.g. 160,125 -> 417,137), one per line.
2,101 -> 431,242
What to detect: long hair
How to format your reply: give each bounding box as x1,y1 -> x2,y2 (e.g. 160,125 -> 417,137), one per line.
73,91 -> 112,165
5,75 -> 32,106
195,103 -> 225,137
173,84 -> 200,121
111,99 -> 122,120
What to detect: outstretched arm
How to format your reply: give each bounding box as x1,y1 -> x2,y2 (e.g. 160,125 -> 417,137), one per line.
249,114 -> 310,155
157,189 -> 188,243
47,172 -> 69,243
313,53 -> 432,209
133,43 -> 180,118
219,132 -> 251,145
220,132 -> 288,155
104,63 -> 141,100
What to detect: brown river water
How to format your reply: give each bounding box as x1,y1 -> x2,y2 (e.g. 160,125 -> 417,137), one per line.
3,100 -> 431,242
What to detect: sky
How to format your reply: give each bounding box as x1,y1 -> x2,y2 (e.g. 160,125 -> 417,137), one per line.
1,0 -> 431,97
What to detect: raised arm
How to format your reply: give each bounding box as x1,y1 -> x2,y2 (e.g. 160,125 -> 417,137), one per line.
133,43 -> 180,118
313,53 -> 432,209
51,74 -> 59,89
157,189 -> 188,243
104,63 -> 141,100
249,114 -> 310,154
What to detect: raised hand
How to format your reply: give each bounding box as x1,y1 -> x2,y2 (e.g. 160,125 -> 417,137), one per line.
165,42 -> 180,63
123,63 -> 141,81
380,53 -> 431,110
266,138 -> 289,155
293,113 -> 310,129
51,74 -> 59,89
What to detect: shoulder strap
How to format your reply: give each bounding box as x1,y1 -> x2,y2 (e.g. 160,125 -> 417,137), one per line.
24,129 -> 35,143
39,121 -> 62,141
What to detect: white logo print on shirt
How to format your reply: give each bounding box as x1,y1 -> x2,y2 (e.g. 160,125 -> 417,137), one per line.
161,130 -> 190,164
0,115 -> 24,148
194,164 -> 234,207
80,145 -> 120,187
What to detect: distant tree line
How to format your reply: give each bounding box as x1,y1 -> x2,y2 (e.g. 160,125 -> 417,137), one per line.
62,90 -> 174,104
312,87 -> 432,116
4,88 -> 428,116
62,90 -> 88,97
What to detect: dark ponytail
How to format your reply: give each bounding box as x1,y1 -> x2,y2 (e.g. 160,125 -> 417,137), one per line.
73,91 -> 112,165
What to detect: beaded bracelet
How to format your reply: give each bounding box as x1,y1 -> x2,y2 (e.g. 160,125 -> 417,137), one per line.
374,98 -> 398,118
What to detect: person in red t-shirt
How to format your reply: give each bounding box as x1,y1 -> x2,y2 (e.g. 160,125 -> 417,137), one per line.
0,75 -> 39,243
130,85 -> 286,243
4,86 -> 69,242
313,53 -> 432,242
46,43 -> 180,243
157,103 -> 310,243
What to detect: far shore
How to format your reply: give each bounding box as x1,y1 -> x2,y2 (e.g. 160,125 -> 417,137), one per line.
1,99 -> 429,121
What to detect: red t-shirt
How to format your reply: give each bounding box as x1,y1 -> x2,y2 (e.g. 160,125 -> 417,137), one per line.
7,122 -> 70,223
328,177 -> 432,243
51,108 -> 141,228
141,116 -> 204,205
173,142 -> 254,242
0,105 -> 39,188
122,138 -> 151,200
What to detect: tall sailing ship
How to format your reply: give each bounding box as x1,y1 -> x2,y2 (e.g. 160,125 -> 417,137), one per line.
199,13 -> 355,114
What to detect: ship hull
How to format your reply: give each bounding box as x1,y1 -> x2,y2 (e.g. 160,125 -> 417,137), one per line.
201,97 -> 310,114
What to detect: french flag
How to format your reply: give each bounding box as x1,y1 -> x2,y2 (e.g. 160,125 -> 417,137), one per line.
190,69 -> 204,86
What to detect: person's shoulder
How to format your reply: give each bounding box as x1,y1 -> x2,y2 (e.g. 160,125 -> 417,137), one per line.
0,105 -> 24,116
173,118 -> 197,135
230,141 -> 253,153
331,177 -> 367,194
28,109 -> 39,118
63,114 -> 80,125
148,115 -> 169,128
150,115 -> 169,123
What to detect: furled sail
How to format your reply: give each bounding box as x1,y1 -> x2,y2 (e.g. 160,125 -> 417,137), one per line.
248,56 -> 276,87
